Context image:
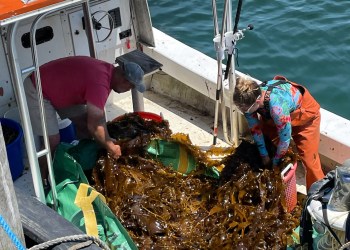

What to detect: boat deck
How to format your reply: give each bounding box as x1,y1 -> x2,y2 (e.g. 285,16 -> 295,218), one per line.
14,89 -> 307,197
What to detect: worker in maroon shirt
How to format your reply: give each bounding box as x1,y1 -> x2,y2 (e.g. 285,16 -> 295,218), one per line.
24,56 -> 145,182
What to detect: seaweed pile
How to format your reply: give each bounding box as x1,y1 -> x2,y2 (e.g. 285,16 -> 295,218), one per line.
92,113 -> 301,249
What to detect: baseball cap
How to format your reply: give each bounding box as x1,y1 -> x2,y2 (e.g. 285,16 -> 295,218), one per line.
123,62 -> 145,93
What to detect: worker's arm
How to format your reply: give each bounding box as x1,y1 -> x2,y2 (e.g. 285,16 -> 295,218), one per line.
245,112 -> 269,158
86,102 -> 121,159
270,103 -> 291,167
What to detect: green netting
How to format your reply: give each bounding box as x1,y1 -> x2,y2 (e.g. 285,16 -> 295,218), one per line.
46,142 -> 137,250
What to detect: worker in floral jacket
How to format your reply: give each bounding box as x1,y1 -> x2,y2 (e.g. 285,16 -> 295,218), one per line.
233,75 -> 324,190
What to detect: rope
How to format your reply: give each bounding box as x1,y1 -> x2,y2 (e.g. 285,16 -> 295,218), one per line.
68,240 -> 92,250
28,235 -> 111,250
0,214 -> 26,250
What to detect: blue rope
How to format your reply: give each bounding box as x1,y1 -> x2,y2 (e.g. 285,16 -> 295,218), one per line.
0,214 -> 26,250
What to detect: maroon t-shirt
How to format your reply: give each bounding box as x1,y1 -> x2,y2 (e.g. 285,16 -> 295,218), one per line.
31,56 -> 114,110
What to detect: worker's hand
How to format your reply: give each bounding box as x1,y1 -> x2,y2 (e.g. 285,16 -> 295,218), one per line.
261,156 -> 271,167
106,140 -> 122,159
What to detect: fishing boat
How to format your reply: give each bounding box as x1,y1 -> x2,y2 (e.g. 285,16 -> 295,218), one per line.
1,0 -> 350,249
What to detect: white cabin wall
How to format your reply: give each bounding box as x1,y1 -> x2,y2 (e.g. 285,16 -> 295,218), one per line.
68,0 -> 138,63
0,38 -> 16,116
0,14 -> 73,117
0,0 -> 140,117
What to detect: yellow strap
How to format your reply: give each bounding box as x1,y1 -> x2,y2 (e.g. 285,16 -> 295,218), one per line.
75,183 -> 105,236
177,145 -> 189,174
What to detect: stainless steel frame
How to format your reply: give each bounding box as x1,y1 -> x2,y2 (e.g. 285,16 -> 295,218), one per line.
3,0 -> 97,206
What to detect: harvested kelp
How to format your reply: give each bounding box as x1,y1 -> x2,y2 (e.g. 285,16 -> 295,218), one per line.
91,112 -> 301,249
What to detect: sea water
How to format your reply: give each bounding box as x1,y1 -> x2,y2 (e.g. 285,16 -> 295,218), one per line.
148,1 -> 350,119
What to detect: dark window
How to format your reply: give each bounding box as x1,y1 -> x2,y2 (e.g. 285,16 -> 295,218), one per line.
21,26 -> 54,48
108,7 -> 122,28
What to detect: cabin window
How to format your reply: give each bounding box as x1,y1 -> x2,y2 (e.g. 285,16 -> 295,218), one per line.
108,7 -> 122,28
21,26 -> 54,48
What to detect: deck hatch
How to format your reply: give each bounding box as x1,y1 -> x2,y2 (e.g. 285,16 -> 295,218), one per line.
115,50 -> 163,75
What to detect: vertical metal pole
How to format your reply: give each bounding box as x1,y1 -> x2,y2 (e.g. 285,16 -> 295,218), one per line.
131,89 -> 144,111
129,0 -> 145,112
226,0 -> 232,34
212,0 -> 219,36
219,0 -> 229,77
220,0 -> 237,146
229,48 -> 239,147
218,0 -> 243,147
30,14 -> 58,208
229,0 -> 244,147
7,23 -> 46,203
82,0 -> 97,58
212,0 -> 229,145
224,0 -> 239,146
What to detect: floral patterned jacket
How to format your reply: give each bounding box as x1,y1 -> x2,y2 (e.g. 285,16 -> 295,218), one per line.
244,80 -> 303,166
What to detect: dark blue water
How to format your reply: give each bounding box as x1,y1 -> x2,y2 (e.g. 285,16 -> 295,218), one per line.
148,1 -> 350,119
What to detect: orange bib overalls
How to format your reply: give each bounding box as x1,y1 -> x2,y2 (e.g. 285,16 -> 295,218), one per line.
262,75 -> 325,190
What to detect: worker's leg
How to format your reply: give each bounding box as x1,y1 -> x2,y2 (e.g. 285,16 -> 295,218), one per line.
24,77 -> 60,181
292,113 -> 324,190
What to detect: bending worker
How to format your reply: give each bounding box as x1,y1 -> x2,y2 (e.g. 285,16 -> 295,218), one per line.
233,75 -> 325,190
24,56 -> 145,181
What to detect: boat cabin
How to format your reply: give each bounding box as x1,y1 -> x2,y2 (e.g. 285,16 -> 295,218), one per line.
0,0 -> 162,203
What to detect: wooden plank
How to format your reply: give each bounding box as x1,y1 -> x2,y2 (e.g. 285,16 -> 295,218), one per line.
0,123 -> 25,250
